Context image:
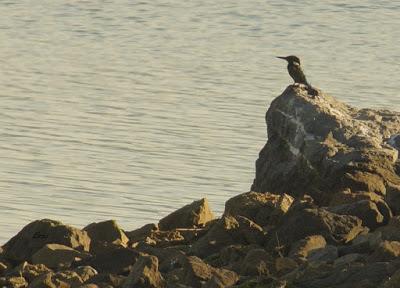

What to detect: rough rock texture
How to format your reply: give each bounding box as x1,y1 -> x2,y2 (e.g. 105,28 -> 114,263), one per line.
31,243 -> 87,269
268,201 -> 364,254
288,235 -> 327,260
329,200 -> 384,230
224,191 -> 293,228
172,256 -> 238,288
84,220 -> 129,247
240,248 -> 273,276
158,198 -> 215,230
123,254 -> 165,288
2,219 -> 90,263
80,245 -> 139,274
125,223 -> 158,244
251,85 -> 400,208
190,215 -> 265,258
29,270 -> 84,288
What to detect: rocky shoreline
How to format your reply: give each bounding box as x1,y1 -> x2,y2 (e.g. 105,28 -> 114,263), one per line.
2,85 -> 400,287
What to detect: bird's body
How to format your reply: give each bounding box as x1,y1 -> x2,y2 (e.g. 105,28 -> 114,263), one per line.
287,61 -> 309,85
277,55 -> 318,96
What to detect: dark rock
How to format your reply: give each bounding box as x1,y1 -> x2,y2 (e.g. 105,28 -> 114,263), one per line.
181,256 -> 213,288
307,245 -> 338,262
368,240 -> 400,262
338,241 -> 372,256
275,257 -> 298,275
224,191 -> 293,228
140,230 -> 186,248
132,228 -> 207,249
288,261 -> 396,288
329,200 -> 386,230
29,270 -> 83,288
203,268 -> 239,288
137,246 -> 186,273
125,223 -> 158,244
268,205 -> 363,255
2,219 -> 90,263
168,256 -> 239,288
385,183 -> 400,215
376,216 -> 400,241
87,273 -> 126,288
175,228 -> 208,244
333,253 -> 365,266
80,245 -> 139,274
8,261 -> 51,282
31,243 -> 88,269
210,244 -> 257,270
251,85 -> 400,207
158,198 -> 215,230
123,254 -> 165,288
288,235 -> 327,260
232,277 -> 287,288
240,248 -> 273,276
73,266 -> 98,283
190,215 -> 265,258
329,190 -> 392,222
381,268 -> 400,288
83,220 -> 129,248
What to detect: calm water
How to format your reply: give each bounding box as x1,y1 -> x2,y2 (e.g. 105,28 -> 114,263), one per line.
1,1 -> 399,244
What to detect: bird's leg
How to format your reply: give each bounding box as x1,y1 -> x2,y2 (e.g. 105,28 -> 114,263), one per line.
306,84 -> 319,97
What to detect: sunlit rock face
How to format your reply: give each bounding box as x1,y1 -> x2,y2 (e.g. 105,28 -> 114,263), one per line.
251,85 -> 400,208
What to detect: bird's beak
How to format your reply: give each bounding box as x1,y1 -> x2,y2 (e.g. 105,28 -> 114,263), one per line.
276,56 -> 287,60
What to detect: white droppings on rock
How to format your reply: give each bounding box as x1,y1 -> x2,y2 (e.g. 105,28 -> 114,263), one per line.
276,108 -> 316,156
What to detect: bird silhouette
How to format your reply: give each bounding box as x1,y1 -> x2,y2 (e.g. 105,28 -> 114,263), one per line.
277,55 -> 318,96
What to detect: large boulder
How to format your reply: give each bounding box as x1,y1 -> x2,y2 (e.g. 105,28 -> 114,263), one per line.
267,202 -> 364,254
190,215 -> 265,258
329,200 -> 386,230
329,190 -> 392,223
285,261 -> 400,288
251,85 -> 400,208
125,223 -> 158,244
375,216 -> 400,241
31,243 -> 86,269
203,268 -> 239,288
240,248 -> 274,276
171,256 -> 238,288
288,235 -> 327,260
123,254 -> 165,288
158,198 -> 215,230
2,219 -> 91,263
80,245 -> 139,274
224,191 -> 293,228
83,220 -> 129,247
368,240 -> 400,262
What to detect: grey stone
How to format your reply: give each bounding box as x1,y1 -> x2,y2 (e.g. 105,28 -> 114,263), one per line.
251,85 -> 400,208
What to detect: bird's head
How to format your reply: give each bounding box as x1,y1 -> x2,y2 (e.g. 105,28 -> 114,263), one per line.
277,55 -> 301,65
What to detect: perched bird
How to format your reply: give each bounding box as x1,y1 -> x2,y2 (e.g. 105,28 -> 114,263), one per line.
277,55 -> 318,96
